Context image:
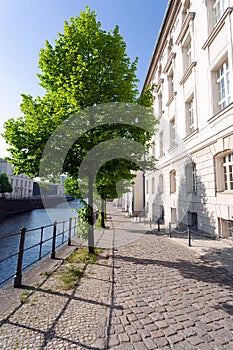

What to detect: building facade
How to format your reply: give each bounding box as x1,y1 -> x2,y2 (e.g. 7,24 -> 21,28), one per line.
0,158 -> 33,198
142,0 -> 233,238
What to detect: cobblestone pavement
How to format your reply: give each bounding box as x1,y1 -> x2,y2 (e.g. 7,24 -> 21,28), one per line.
0,205 -> 233,349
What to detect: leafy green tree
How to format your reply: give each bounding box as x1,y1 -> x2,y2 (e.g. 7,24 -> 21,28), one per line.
3,8 -> 157,253
0,172 -> 13,198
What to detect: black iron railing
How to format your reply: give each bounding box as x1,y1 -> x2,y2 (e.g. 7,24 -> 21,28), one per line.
0,217 -> 78,288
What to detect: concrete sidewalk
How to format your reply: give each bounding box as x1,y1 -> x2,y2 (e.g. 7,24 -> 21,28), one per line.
0,204 -> 233,349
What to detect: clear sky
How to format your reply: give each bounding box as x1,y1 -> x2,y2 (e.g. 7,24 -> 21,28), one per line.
0,0 -> 168,157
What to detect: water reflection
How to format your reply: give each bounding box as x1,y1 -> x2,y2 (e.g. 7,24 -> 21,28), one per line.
0,200 -> 81,287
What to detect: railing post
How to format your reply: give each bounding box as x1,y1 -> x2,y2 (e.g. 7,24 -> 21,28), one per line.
68,217 -> 72,246
169,222 -> 172,238
158,219 -> 160,232
39,226 -> 44,260
188,226 -> 192,247
62,221 -> 65,244
51,221 -> 57,259
14,227 -> 26,288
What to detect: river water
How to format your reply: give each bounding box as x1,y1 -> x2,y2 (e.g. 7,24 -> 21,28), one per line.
0,200 -> 81,287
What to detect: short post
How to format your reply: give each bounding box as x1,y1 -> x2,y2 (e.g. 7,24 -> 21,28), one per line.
150,218 -> 152,228
14,227 -> 26,288
139,216 -> 141,223
188,226 -> 192,247
169,222 -> 172,238
68,217 -> 72,246
144,217 -> 146,225
51,221 -> 57,259
158,219 -> 160,232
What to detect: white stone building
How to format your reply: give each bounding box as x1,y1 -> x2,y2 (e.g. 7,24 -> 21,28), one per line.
142,0 -> 233,238
0,158 -> 33,198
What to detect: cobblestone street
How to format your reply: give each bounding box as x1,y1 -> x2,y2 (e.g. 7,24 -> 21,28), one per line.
0,205 -> 233,349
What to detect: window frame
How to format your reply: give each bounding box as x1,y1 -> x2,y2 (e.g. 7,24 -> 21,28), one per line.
216,60 -> 231,111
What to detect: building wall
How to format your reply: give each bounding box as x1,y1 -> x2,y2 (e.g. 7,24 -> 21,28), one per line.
0,159 -> 33,198
143,0 -> 233,238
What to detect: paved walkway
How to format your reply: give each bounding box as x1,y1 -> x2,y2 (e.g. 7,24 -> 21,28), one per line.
0,205 -> 233,349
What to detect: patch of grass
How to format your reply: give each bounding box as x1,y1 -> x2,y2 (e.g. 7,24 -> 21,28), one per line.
59,266 -> 84,290
57,247 -> 102,290
20,290 -> 30,304
42,270 -> 53,277
65,247 -> 102,265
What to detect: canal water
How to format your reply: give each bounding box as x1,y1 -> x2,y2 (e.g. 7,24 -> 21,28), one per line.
0,200 -> 81,287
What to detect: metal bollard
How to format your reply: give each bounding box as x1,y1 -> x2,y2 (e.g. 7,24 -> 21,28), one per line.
169,222 -> 172,238
14,227 -> 26,288
188,226 -> 192,247
150,218 -> 152,228
158,219 -> 160,232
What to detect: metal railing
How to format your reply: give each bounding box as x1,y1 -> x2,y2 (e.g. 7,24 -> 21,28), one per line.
0,217 -> 78,288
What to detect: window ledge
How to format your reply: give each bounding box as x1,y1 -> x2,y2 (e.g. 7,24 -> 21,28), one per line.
169,144 -> 178,152
217,190 -> 233,195
179,62 -> 197,85
183,128 -> 199,142
202,7 -> 233,50
155,78 -> 164,93
176,12 -> 196,45
163,53 -> 176,74
166,92 -> 177,106
207,102 -> 233,123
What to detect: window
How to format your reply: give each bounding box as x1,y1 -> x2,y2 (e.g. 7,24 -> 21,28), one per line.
152,177 -> 155,194
185,97 -> 195,135
170,170 -> 176,194
158,93 -> 163,118
183,36 -> 192,71
170,117 -> 176,148
159,174 -> 164,193
223,153 -> 233,190
159,131 -> 164,157
146,179 -> 149,194
182,0 -> 191,22
186,163 -> 197,193
213,0 -> 226,26
188,212 -> 198,228
216,60 -> 231,111
168,71 -> 174,97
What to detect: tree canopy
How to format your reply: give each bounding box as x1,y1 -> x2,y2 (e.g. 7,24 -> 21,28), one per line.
0,173 -> 13,197
3,7 -> 158,252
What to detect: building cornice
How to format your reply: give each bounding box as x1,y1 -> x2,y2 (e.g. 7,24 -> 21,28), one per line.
176,12 -> 196,45
142,0 -> 181,92
202,7 -> 233,50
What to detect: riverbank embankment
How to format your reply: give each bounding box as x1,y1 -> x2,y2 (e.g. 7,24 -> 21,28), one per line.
0,196 -> 74,221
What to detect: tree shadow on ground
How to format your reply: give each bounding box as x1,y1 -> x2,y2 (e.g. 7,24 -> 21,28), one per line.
112,253 -> 233,291
0,258 -> 115,350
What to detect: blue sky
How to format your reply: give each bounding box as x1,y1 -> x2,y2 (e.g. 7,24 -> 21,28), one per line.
0,0 -> 168,157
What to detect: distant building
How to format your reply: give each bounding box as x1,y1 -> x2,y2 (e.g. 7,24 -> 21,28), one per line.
0,158 -> 33,198
140,0 -> 233,238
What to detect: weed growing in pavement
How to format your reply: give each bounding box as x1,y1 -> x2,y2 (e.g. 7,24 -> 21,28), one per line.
58,247 -> 102,290
20,290 -> 30,304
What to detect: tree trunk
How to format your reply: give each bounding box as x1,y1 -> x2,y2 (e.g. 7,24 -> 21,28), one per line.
87,175 -> 95,254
